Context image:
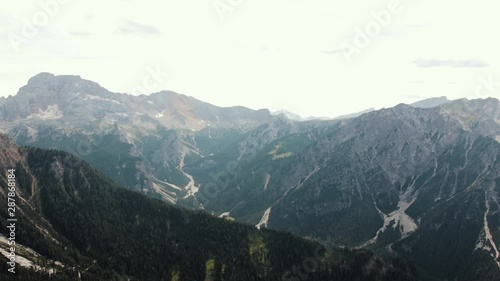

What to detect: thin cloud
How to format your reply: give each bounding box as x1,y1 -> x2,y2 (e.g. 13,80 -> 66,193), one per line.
84,13 -> 95,20
115,20 -> 161,35
403,94 -> 430,99
319,48 -> 349,55
69,31 -> 95,37
413,58 -> 488,68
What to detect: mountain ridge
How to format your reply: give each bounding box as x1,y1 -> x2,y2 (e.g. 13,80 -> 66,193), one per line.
0,133 -> 419,280
1,72 -> 272,131
2,73 -> 500,280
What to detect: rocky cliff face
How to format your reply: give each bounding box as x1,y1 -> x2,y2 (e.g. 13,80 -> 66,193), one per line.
282,101 -> 499,279
0,72 -> 272,131
188,98 -> 500,280
0,134 -> 22,168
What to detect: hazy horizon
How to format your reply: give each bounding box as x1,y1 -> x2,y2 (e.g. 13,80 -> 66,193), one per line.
1,0 -> 499,118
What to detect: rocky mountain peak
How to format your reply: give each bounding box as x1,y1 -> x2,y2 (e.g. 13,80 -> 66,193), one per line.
26,72 -> 56,84
410,96 -> 450,108
22,72 -> 92,98
1,73 -> 274,131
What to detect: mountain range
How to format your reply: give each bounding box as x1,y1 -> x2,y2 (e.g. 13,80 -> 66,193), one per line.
1,73 -> 500,280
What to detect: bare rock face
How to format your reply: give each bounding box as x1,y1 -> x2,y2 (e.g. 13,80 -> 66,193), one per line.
0,72 -> 272,131
192,98 -> 500,280
0,133 -> 21,170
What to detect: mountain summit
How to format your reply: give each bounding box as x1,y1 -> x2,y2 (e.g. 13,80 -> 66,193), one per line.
1,72 -> 272,131
410,96 -> 450,108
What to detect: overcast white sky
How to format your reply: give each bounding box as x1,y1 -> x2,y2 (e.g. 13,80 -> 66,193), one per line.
1,0 -> 499,117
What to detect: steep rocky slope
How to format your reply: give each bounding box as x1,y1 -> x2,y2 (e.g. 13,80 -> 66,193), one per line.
0,135 -> 418,281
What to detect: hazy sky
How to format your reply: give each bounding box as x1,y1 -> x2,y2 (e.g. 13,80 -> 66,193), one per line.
1,0 -> 499,117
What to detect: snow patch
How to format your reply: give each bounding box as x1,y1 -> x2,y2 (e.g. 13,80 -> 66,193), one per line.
85,95 -> 123,105
27,104 -> 63,120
